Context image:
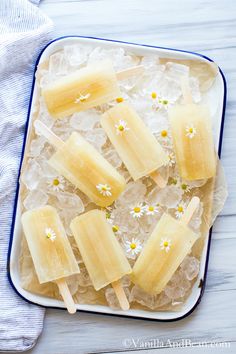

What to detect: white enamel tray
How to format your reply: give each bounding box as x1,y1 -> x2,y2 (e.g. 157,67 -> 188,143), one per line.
8,36 -> 227,321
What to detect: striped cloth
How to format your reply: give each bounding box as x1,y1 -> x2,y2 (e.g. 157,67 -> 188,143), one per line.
0,0 -> 53,351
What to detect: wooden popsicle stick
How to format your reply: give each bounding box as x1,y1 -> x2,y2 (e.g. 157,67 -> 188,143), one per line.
56,278 -> 77,314
111,280 -> 130,311
116,65 -> 144,81
181,196 -> 200,225
34,120 -> 64,150
149,170 -> 167,189
181,76 -> 193,105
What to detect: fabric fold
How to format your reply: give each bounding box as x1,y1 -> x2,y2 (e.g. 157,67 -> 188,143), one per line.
0,0 -> 53,351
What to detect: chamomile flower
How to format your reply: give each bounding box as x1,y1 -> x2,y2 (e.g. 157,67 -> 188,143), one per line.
151,91 -> 157,99
144,204 -> 159,216
185,124 -> 197,139
45,228 -> 56,242
130,203 -> 145,218
48,176 -> 65,192
115,120 -> 130,135
116,97 -> 124,103
158,98 -> 169,110
160,238 -> 172,253
175,202 -> 187,219
180,182 -> 191,193
168,176 -> 180,186
75,92 -> 91,103
105,210 -> 114,224
157,129 -> 171,146
96,183 -> 112,197
166,152 -> 175,167
125,238 -> 143,256
112,224 -> 121,235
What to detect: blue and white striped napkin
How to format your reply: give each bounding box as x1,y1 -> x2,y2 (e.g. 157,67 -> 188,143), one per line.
0,0 -> 53,351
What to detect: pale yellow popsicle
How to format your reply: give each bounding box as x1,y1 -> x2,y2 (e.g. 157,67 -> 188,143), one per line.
42,60 -> 121,119
169,103 -> 216,181
48,131 -> 126,207
70,210 -> 132,310
21,205 -> 80,313
101,103 -> 169,181
131,197 -> 200,294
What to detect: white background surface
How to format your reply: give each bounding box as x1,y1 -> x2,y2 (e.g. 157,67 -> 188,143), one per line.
11,0 -> 236,353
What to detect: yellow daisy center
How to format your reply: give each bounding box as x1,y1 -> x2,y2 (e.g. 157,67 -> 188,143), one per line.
106,212 -> 111,219
161,130 -> 168,137
118,125 -> 124,131
102,186 -> 108,191
130,243 -> 136,249
149,206 -> 154,211
112,225 -> 119,233
151,92 -> 157,99
53,179 -> 59,186
163,241 -> 169,247
46,232 -> 51,238
178,206 -> 183,212
162,99 -> 168,105
189,127 -> 193,133
116,97 -> 124,103
134,207 -> 141,213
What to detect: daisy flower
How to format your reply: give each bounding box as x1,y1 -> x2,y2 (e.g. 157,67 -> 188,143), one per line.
75,92 -> 91,103
48,176 -> 65,192
169,176 -> 180,186
115,120 -> 130,135
185,124 -> 197,139
112,224 -> 121,235
45,228 -> 56,242
130,203 -> 145,218
96,183 -> 112,197
151,91 -> 157,99
116,97 -> 124,103
180,182 -> 191,193
157,129 -> 171,146
175,202 -> 187,219
144,204 -> 159,216
160,238 -> 172,253
125,238 -> 143,256
166,151 -> 175,167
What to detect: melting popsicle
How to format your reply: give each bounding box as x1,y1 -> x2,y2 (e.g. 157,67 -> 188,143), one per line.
131,197 -> 200,294
100,102 -> 169,187
169,78 -> 216,180
21,205 -> 80,314
70,209 -> 132,310
42,59 -> 143,119
34,120 -> 126,207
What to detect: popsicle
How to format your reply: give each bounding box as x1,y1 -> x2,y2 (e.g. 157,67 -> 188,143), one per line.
70,209 -> 132,310
100,102 -> 169,187
42,59 -> 144,119
21,205 -> 80,314
131,197 -> 200,294
34,120 -> 126,207
169,78 -> 216,180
